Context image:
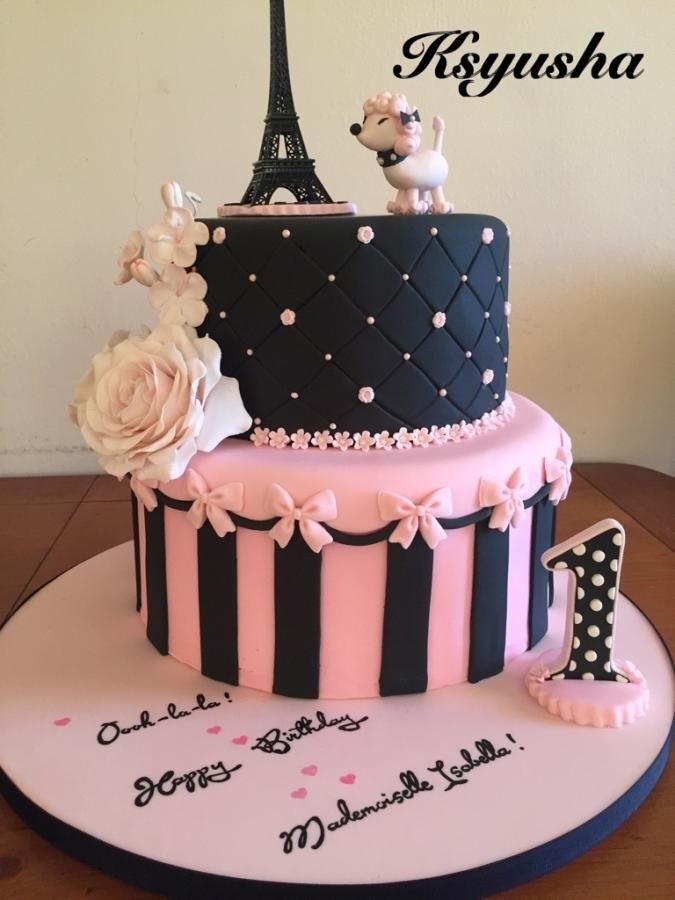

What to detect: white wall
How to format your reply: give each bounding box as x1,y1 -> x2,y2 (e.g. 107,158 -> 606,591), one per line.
1,0 -> 673,475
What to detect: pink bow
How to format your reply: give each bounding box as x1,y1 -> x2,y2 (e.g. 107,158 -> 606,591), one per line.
478,467 -> 526,531
130,475 -> 159,512
267,483 -> 337,554
544,446 -> 573,505
185,468 -> 244,537
377,488 -> 453,549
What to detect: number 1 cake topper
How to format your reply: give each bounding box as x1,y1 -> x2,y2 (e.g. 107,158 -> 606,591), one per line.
526,518 -> 649,727
218,0 -> 356,217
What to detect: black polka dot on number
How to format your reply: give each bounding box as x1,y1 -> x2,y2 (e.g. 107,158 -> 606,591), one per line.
543,525 -> 624,681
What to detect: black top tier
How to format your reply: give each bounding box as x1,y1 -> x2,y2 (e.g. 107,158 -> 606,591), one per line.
196,213 -> 510,437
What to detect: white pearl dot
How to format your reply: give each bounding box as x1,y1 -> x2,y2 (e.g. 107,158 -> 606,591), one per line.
573,544 -> 586,556
577,587 -> 585,600
605,636 -> 612,648
465,350 -> 472,358
569,659 -> 577,671
484,311 -> 490,319
493,393 -> 499,400
606,612 -> 614,625
329,422 -> 336,430
246,348 -> 253,356
607,587 -> 616,600
590,599 -> 603,612
575,566 -> 585,577
496,275 -> 502,283
403,352 -> 411,360
509,263 -> 512,270
616,674 -> 628,683
290,391 -> 298,399
612,532 -> 623,546
254,417 -> 261,425
248,273 -> 257,282
582,672 -> 595,680
439,388 -> 447,397
551,673 -> 565,680
587,625 -> 600,638
366,316 -> 375,325
573,636 -> 580,649
584,649 -> 598,662
430,226 -> 438,236
460,274 -> 468,282
328,274 -> 336,282
219,310 -> 227,319
504,356 -> 508,363
554,561 -> 567,570
592,550 -> 606,562
282,228 -> 291,238
324,353 -> 332,361
604,661 -> 612,673
574,612 -> 583,624
610,559 -> 618,572
402,273 -> 409,281
591,574 -> 605,586
496,336 -> 501,343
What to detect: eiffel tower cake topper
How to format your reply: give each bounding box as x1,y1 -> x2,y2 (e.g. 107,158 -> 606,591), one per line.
218,0 -> 356,217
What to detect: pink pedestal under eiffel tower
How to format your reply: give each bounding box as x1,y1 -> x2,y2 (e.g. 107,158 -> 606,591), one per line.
219,0 -> 356,217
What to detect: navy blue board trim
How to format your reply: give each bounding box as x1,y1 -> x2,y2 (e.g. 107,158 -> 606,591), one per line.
528,498 -> 555,648
197,524 -> 239,685
468,520 -> 510,683
273,531 -> 322,698
379,534 -> 434,696
144,508 -> 168,655
130,492 -> 142,613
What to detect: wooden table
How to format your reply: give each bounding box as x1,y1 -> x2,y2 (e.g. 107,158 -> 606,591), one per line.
0,465 -> 672,898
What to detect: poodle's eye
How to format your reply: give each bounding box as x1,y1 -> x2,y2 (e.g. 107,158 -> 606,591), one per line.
377,117 -> 389,125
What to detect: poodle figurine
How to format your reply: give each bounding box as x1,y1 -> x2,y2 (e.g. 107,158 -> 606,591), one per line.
350,92 -> 452,215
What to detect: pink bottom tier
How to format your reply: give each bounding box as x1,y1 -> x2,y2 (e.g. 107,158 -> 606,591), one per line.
132,394 -> 571,698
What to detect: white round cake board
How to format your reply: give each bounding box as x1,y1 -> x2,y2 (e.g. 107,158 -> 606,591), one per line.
0,543 -> 672,898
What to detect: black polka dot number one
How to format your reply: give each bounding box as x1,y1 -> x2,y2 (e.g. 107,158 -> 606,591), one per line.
541,518 -> 628,683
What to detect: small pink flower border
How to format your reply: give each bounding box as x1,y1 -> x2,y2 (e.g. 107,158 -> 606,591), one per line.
250,395 -> 515,451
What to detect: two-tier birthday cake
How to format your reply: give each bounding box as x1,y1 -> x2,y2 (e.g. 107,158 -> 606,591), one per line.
1,3 -> 670,897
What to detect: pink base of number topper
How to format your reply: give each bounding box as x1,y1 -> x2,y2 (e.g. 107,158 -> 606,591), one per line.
526,652 -> 649,728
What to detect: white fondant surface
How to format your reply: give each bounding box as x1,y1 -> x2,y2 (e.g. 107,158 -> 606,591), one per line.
0,545 -> 672,887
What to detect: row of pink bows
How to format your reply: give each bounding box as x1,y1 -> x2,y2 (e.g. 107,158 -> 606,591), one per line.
130,446 -> 571,554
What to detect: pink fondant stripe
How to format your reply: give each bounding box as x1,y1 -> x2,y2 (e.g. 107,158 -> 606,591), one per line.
138,503 -> 147,627
237,530 -> 275,693
319,542 -> 388,699
504,507 -> 533,663
164,509 -> 200,669
427,526 -> 475,689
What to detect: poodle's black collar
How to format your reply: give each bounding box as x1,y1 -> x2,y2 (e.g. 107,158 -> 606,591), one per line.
376,149 -> 407,168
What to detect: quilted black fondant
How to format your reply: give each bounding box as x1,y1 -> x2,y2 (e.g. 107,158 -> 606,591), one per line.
195,214 -> 509,436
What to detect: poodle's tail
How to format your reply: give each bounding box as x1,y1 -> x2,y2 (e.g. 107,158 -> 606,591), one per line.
432,115 -> 445,153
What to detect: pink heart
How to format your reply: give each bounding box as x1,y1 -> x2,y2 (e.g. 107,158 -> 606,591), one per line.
301,764 -> 318,776
339,773 -> 356,785
231,735 -> 248,745
206,725 -> 222,735
53,717 -> 71,727
290,787 -> 308,799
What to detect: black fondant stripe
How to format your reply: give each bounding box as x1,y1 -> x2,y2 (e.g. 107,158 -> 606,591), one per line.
144,508 -> 169,655
130,493 -> 142,613
272,532 -> 322,698
548,504 -> 558,607
156,486 -> 550,546
197,525 -> 238,685
468,520 -> 509,683
528,499 -> 555,648
379,534 -> 434,696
